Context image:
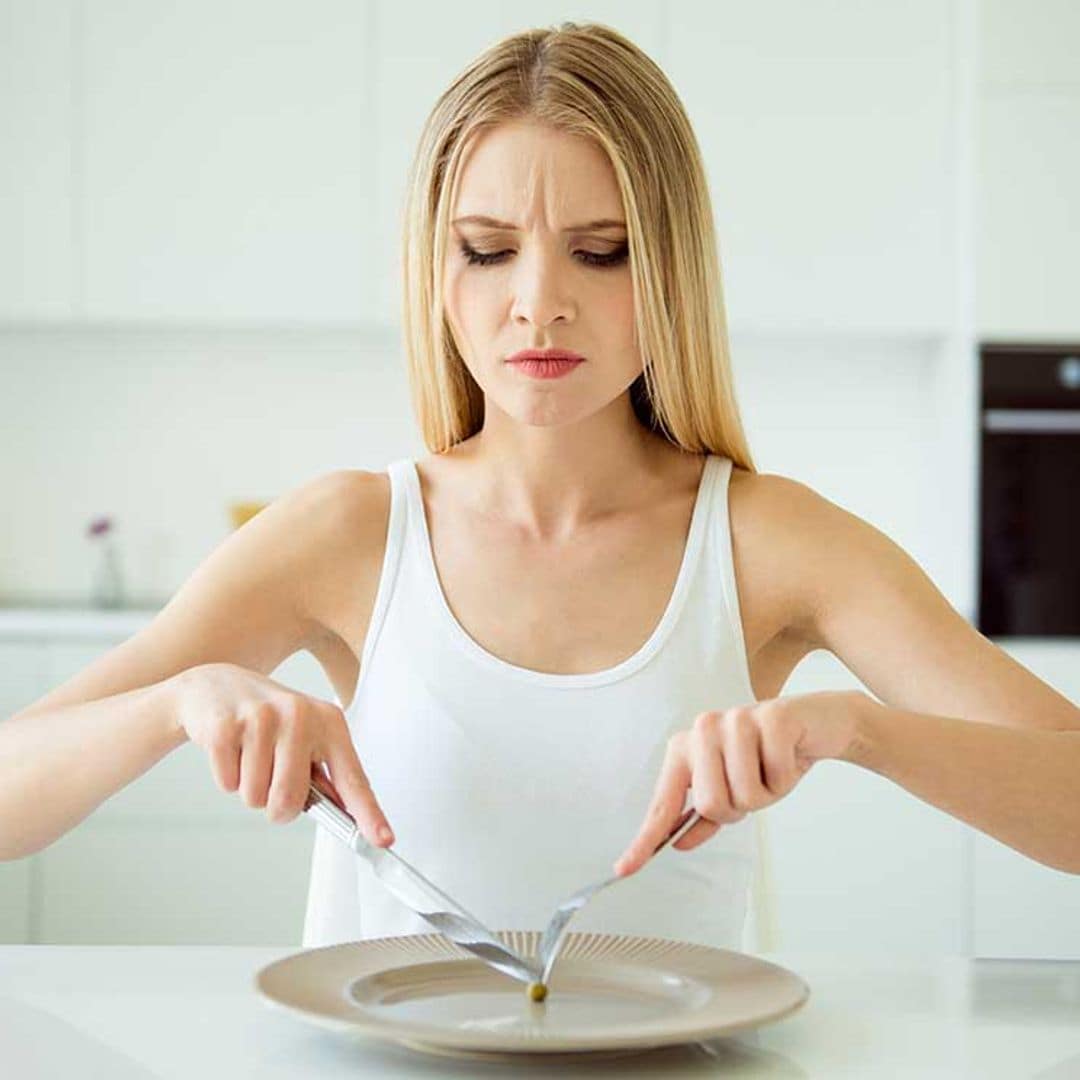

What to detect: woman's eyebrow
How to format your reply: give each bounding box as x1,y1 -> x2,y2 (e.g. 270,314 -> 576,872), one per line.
451,215 -> 626,232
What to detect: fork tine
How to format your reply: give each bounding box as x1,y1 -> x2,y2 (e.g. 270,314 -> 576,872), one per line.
535,810 -> 704,986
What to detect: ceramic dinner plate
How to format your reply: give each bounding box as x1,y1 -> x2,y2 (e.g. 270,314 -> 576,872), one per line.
254,930 -> 810,1061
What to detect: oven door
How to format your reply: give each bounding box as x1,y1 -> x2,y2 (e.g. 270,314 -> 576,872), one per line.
979,408 -> 1080,637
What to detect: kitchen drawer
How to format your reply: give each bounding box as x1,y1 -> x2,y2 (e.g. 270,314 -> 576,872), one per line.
36,819 -> 315,945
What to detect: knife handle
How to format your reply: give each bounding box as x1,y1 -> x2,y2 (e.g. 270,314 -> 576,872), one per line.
303,781 -> 362,850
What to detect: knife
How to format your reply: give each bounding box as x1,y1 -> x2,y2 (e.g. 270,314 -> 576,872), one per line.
303,781 -> 538,985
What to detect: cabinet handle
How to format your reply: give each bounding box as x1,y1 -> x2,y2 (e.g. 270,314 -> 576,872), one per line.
983,410 -> 1080,433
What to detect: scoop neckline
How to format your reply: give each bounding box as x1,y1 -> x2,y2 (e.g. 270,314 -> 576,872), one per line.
402,455 -> 718,689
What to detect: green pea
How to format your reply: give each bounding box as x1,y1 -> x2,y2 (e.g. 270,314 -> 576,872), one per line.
527,981 -> 548,1003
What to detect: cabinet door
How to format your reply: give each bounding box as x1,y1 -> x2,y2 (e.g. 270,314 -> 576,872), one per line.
972,641 -> 1080,959
82,1 -> 376,323
763,650 -> 968,955
977,94 -> 1080,339
976,0 -> 1080,339
0,858 -> 32,943
973,836 -> 1080,960
371,1 -> 665,323
0,0 -> 76,320
666,0 -> 954,334
36,819 -> 314,944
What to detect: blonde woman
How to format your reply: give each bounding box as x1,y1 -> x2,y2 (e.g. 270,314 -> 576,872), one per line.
2,24 -> 1077,953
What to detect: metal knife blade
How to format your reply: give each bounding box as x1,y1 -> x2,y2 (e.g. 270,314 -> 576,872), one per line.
303,782 -> 537,985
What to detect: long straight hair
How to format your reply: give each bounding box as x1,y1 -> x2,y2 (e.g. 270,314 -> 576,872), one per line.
401,22 -> 756,471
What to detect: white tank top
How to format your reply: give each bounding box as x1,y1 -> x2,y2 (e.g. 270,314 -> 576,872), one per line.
302,454 -> 758,951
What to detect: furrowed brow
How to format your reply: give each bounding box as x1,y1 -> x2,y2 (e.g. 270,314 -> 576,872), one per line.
452,215 -> 626,232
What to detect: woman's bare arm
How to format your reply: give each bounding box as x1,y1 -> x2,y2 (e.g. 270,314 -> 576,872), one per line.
0,469 -> 386,860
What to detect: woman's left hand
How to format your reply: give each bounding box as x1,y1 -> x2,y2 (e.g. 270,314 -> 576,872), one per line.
612,689 -> 872,877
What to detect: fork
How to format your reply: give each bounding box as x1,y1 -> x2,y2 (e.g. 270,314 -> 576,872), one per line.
534,807 -> 702,986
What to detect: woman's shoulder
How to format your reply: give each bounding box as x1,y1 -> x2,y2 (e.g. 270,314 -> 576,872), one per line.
297,468 -> 392,534
727,463 -> 829,529
725,464 -> 836,651
285,467 -> 393,639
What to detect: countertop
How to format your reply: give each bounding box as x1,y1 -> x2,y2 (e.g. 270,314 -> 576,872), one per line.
0,606 -> 157,638
2,946 -> 1079,1078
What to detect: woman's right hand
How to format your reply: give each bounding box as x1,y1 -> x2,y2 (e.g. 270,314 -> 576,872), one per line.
169,661 -> 394,847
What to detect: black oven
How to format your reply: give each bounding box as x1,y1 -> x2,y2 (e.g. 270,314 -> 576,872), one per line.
978,343 -> 1080,637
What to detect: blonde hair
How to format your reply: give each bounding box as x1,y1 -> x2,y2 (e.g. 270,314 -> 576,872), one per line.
401,21 -> 756,472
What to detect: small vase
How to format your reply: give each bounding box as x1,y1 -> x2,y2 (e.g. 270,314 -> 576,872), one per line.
91,538 -> 125,609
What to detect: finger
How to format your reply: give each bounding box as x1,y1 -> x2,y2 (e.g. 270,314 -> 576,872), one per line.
208,734 -> 241,794
760,709 -> 801,797
674,739 -> 728,854
238,722 -> 275,809
613,740 -> 692,878
719,712 -> 765,815
309,760 -> 346,810
265,736 -> 308,825
322,735 -> 394,848
673,718 -> 732,849
672,813 -> 722,852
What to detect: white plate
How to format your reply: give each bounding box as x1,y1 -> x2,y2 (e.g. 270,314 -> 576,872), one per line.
255,930 -> 810,1062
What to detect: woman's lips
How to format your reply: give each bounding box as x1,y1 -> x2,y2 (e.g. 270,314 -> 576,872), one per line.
506,349 -> 585,380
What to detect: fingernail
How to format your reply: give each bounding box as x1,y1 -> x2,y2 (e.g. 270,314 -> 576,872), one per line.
377,825 -> 394,845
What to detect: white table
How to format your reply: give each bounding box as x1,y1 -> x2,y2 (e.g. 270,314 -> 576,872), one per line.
2,946 -> 1079,1078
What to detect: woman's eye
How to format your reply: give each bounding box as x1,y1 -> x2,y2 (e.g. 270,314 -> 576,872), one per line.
458,242 -> 628,268
459,244 -> 511,266
577,245 -> 629,267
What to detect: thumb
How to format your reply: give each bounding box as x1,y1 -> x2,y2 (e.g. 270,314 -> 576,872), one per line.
319,741 -> 395,848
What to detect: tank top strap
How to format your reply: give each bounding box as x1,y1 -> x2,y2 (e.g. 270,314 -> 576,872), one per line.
356,459 -> 411,674
704,455 -> 755,703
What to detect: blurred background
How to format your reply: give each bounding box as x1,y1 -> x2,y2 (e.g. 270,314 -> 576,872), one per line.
1,0 -> 1078,958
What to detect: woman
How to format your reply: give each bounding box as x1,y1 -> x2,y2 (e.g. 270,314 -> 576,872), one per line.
2,24 -> 1077,953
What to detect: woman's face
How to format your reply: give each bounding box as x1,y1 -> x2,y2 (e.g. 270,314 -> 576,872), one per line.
443,120 -> 641,429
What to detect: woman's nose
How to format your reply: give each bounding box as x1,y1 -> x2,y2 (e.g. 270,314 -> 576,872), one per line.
510,248 -> 575,327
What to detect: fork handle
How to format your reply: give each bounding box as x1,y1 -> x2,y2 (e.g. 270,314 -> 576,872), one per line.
652,808 -> 701,856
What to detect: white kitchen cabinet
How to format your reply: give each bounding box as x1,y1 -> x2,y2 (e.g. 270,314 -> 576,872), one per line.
976,93 -> 1080,340
973,835 -> 1080,960
41,645 -> 333,943
765,649 -> 969,956
81,0 -> 376,324
772,641 -> 1080,961
666,0 -> 955,336
4,1 -> 968,335
36,818 -> 314,945
0,858 -> 32,943
0,0 -> 76,321
370,0 -> 665,322
5,613 -> 1078,954
980,0 -> 1080,87
976,0 -> 1080,340
971,640 -> 1080,960
0,613 -> 340,944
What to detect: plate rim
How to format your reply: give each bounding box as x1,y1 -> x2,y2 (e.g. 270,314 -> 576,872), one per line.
254,931 -> 811,1054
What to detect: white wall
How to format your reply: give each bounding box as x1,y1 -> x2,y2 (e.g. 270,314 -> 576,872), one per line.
0,327 -> 417,604
0,328 -> 948,613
